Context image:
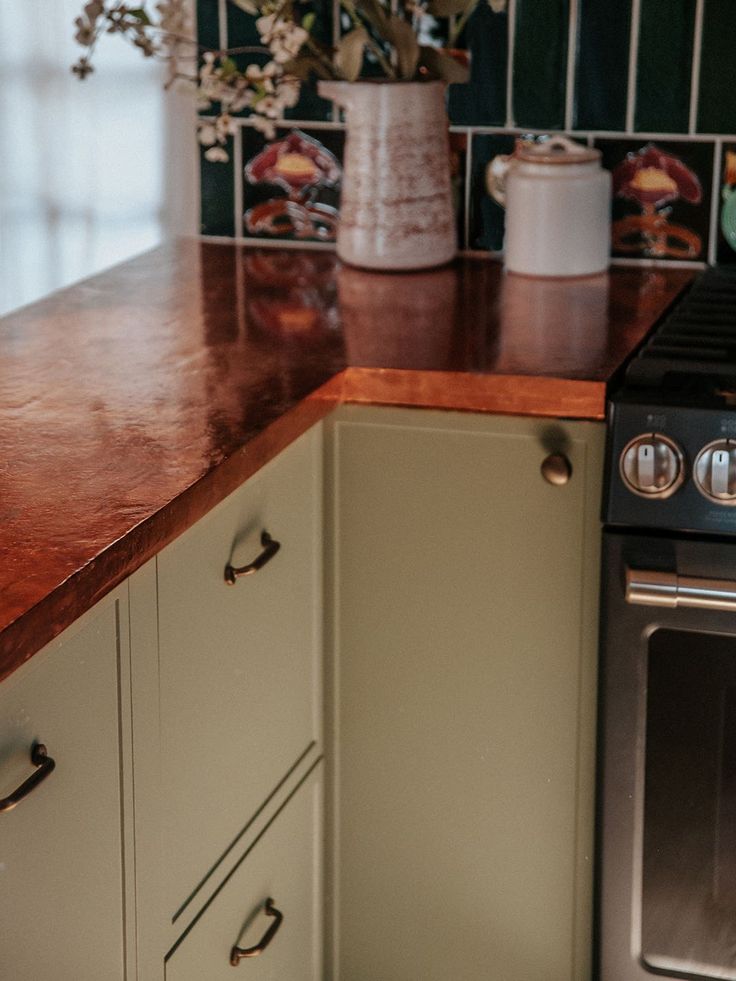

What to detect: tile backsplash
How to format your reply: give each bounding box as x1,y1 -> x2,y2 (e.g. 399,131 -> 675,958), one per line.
199,0 -> 736,265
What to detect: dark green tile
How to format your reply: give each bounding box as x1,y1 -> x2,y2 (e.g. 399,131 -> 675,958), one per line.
196,0 -> 221,50
447,2 -> 508,126
698,0 -> 736,133
200,138 -> 235,237
468,132 -> 516,251
226,0 -> 261,47
449,131 -> 468,249
513,0 -> 569,130
225,0 -> 333,120
574,0 -> 632,131
635,0 -> 695,133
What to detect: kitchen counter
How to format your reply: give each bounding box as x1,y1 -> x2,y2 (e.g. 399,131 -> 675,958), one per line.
0,240 -> 693,678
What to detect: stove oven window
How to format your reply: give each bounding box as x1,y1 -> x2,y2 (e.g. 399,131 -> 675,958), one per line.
642,628 -> 736,978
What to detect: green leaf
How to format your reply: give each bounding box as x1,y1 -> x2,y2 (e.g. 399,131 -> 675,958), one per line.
128,7 -> 152,25
426,0 -> 472,16
355,0 -> 389,33
338,0 -> 359,22
336,26 -> 369,81
230,0 -> 260,14
385,15 -> 419,80
219,56 -> 238,78
301,11 -> 316,32
282,54 -> 335,80
418,45 -> 469,83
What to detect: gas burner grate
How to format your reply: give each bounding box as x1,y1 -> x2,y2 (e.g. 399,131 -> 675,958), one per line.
625,266 -> 736,387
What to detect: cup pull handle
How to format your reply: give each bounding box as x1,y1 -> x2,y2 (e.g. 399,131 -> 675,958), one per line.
224,532 -> 281,585
541,453 -> 572,486
230,898 -> 283,964
0,743 -> 56,813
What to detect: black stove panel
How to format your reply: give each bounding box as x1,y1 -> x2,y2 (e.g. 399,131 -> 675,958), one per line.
605,400 -> 736,535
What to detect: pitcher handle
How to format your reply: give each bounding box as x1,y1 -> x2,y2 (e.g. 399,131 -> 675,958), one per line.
486,154 -> 513,208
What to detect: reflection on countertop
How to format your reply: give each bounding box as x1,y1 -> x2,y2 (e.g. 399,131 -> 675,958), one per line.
0,239 -> 693,676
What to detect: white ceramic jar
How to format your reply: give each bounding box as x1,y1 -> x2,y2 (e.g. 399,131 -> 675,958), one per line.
487,136 -> 611,278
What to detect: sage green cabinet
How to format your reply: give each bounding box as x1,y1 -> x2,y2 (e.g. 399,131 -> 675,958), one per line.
154,425 -> 324,926
325,406 -> 604,981
2,403 -> 605,981
166,764 -> 324,981
0,588 -> 132,981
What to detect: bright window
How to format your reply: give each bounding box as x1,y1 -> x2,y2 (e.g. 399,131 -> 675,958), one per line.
0,0 -> 196,315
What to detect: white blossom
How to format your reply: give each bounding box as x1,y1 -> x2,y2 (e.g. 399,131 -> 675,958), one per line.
198,123 -> 218,146
250,114 -> 277,140
204,146 -> 230,163
278,77 -> 300,109
255,14 -> 309,64
156,0 -> 190,36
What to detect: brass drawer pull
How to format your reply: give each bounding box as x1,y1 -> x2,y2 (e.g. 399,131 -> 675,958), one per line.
0,743 -> 56,813
224,531 -> 281,585
230,897 -> 283,964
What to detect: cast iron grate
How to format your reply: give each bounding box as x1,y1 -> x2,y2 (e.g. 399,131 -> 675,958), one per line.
625,266 -> 736,387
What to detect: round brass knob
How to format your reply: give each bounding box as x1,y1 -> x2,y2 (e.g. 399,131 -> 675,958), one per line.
541,453 -> 572,486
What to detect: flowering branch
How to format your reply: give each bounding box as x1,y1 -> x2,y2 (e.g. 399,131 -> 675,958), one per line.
71,0 -> 475,161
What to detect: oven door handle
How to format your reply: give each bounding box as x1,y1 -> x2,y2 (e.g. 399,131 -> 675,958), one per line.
626,568 -> 736,612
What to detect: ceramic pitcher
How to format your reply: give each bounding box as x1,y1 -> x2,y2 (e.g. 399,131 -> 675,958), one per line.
318,80 -> 456,271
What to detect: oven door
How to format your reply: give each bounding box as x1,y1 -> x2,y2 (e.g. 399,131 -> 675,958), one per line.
599,532 -> 736,981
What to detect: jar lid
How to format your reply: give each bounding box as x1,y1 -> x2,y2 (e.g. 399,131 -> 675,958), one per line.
516,135 -> 601,165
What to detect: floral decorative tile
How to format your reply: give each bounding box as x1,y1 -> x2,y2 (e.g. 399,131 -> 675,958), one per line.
241,125 -> 344,243
717,142 -> 736,263
595,138 -> 714,262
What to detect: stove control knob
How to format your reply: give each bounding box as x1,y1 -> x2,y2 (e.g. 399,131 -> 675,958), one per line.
694,440 -> 736,504
620,434 -> 684,498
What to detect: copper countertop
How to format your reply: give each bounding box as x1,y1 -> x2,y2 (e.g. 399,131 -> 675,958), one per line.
0,240 -> 693,678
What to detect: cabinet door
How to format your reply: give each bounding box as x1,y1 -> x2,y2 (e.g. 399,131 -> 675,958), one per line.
166,763 -> 323,981
0,591 -> 128,981
326,407 -> 603,981
157,426 -> 323,922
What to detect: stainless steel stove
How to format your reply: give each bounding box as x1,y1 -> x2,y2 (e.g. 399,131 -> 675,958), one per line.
599,265 -> 736,981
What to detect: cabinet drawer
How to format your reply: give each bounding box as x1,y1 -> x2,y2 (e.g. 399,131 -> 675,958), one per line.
166,762 -> 323,981
0,594 -> 126,981
158,426 -> 323,920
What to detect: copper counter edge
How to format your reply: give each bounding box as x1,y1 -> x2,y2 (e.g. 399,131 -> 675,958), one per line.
0,367 -> 606,680
0,392 -> 339,682
337,368 -> 607,420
